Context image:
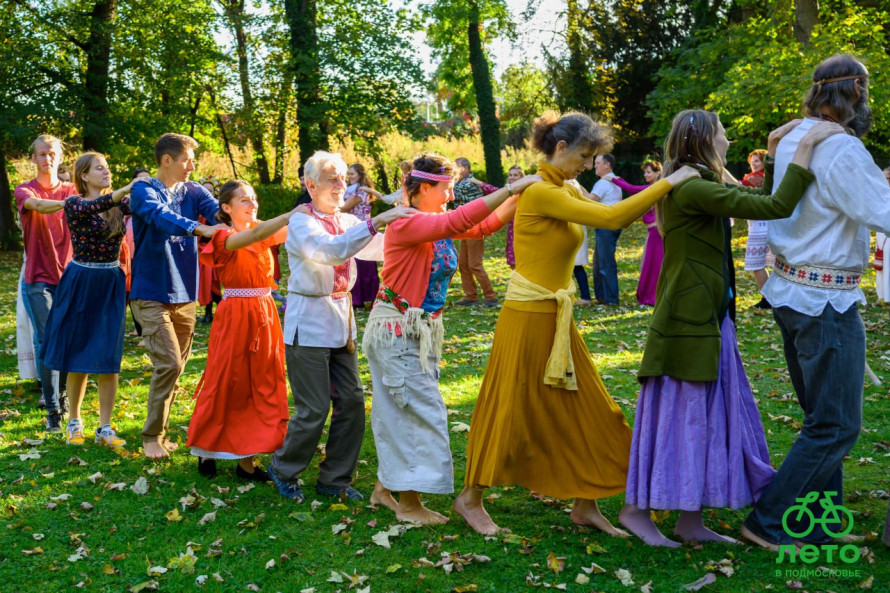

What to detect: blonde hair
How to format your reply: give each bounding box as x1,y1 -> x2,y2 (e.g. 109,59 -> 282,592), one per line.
30,134 -> 64,157
74,152 -> 124,237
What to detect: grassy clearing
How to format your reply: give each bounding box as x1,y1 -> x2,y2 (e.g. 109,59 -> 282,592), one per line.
0,221 -> 887,593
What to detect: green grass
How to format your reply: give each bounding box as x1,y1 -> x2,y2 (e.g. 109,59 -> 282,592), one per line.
0,221 -> 888,593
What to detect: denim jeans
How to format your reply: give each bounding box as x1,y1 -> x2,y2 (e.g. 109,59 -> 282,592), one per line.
744,304 -> 864,544
593,228 -> 621,304
22,280 -> 67,412
573,266 -> 590,301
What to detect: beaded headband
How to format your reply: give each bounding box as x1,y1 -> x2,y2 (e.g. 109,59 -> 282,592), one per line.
409,169 -> 452,183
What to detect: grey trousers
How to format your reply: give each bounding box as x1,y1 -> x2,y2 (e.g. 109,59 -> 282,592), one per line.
269,340 -> 365,487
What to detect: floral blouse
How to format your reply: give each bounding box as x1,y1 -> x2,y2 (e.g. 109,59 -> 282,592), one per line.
65,194 -> 130,263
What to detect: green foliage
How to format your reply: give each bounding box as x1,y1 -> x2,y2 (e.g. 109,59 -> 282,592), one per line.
647,2 -> 890,159
498,63 -> 557,148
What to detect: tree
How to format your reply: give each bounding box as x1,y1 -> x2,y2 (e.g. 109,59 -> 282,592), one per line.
426,0 -> 513,184
283,0 -> 328,162
498,63 -> 556,148
220,0 -> 271,184
647,1 -> 890,160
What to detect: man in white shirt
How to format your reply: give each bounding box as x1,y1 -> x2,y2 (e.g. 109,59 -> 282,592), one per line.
268,151 -> 414,502
590,153 -> 623,305
743,54 -> 890,549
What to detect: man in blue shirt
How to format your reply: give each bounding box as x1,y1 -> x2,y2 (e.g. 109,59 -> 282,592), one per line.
130,133 -> 223,459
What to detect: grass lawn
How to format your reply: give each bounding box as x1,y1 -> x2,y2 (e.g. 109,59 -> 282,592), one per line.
0,220 -> 887,593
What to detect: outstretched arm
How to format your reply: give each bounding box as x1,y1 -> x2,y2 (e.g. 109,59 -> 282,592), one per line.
224,206 -> 301,251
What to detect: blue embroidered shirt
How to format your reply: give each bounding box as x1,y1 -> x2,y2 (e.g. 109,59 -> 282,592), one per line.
129,178 -> 219,303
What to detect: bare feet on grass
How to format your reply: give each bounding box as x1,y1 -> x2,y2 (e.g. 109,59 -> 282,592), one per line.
396,491 -> 449,525
572,498 -> 630,538
739,525 -> 780,552
617,504 -> 680,547
369,481 -> 399,513
143,441 -> 169,459
454,487 -> 501,535
161,438 -> 179,452
674,511 -> 739,544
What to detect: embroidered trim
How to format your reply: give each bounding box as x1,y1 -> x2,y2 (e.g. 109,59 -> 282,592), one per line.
773,256 -> 861,290
223,287 -> 272,298
71,260 -> 121,269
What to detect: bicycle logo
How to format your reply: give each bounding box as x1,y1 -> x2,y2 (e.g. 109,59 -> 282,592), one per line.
781,491 -> 854,539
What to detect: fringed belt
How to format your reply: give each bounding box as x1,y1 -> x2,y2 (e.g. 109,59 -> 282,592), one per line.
72,260 -> 121,269
773,256 -> 861,291
223,287 -> 272,298
362,285 -> 444,372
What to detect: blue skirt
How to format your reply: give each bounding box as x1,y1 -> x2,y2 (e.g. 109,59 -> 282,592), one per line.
42,261 -> 126,374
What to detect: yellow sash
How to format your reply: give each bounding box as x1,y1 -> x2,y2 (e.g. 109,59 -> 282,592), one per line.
505,271 -> 577,391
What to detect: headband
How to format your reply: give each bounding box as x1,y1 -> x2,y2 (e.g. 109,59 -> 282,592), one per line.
409,169 -> 452,183
813,74 -> 868,99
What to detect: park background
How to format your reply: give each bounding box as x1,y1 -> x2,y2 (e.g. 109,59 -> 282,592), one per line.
1,0 -> 889,591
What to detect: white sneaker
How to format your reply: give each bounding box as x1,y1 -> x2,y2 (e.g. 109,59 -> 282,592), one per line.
95,425 -> 126,448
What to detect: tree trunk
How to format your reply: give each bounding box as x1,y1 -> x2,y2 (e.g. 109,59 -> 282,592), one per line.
272,69 -> 294,185
376,160 -> 390,194
189,90 -> 202,138
0,147 -> 19,249
207,86 -> 239,179
82,0 -> 116,152
283,0 -> 328,164
565,0 -> 594,111
467,2 -> 504,187
223,0 -> 271,184
793,0 -> 820,45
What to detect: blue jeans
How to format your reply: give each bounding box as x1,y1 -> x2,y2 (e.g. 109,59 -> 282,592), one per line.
744,304 -> 864,544
593,229 -> 621,304
573,266 -> 590,301
22,281 -> 67,412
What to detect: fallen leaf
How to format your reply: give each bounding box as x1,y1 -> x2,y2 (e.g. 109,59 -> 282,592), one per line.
22,547 -> 44,555
129,581 -> 158,592
210,497 -> 227,508
299,588 -> 317,593
582,562 -> 606,575
68,456 -> 87,466
386,564 -> 402,573
68,546 -> 89,562
371,531 -> 391,548
165,508 -> 183,522
197,511 -> 217,526
236,482 -> 255,494
130,477 -> 149,495
86,472 -> 103,483
586,543 -> 607,555
195,575 -> 208,586
684,573 -> 717,591
51,493 -> 72,501
147,566 -> 168,576
332,523 -> 348,535
641,580 -> 654,593
615,568 -> 634,586
575,573 -> 590,585
329,503 -> 348,511
860,575 -> 874,589
327,571 -> 344,583
106,482 -> 127,491
310,500 -> 323,510
265,559 -> 275,570
80,502 -> 94,511
547,551 -> 565,574
289,511 -> 313,522
18,448 -> 41,461
450,422 -> 470,433
32,533 -> 44,541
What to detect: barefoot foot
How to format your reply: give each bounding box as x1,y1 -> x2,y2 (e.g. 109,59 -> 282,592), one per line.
369,481 -> 399,513
674,524 -> 739,544
617,505 -> 680,547
740,525 -> 780,552
572,499 -> 630,538
143,441 -> 169,459
161,438 -> 179,452
454,488 -> 501,535
396,504 -> 449,525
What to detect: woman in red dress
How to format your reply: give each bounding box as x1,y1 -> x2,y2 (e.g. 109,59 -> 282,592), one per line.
187,180 -> 298,481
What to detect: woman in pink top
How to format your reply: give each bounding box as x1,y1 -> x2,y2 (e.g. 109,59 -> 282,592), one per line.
610,160 -> 663,306
362,153 -> 540,524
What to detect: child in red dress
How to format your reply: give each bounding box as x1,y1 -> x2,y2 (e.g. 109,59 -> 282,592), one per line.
186,180 -> 299,480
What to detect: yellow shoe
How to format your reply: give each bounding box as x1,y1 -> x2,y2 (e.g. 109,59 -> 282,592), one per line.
66,421 -> 85,445
95,425 -> 126,448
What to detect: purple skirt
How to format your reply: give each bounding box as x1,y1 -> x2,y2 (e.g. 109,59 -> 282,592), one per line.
626,317 -> 776,510
352,258 -> 380,306
636,226 -> 663,306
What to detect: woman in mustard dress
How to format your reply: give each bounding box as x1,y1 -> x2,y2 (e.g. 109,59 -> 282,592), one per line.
454,111 -> 700,535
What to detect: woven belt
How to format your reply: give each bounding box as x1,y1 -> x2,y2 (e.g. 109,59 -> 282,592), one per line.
223,287 -> 272,298
72,260 -> 121,269
773,257 -> 861,290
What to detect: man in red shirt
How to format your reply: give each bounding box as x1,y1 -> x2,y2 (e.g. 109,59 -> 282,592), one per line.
15,135 -> 76,432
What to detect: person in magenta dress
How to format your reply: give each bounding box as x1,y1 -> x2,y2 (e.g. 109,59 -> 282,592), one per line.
342,163 -> 380,308
187,180 -> 301,481
610,160 -> 664,306
504,165 -> 524,269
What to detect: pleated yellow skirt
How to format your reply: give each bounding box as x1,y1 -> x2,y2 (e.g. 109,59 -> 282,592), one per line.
464,300 -> 631,500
